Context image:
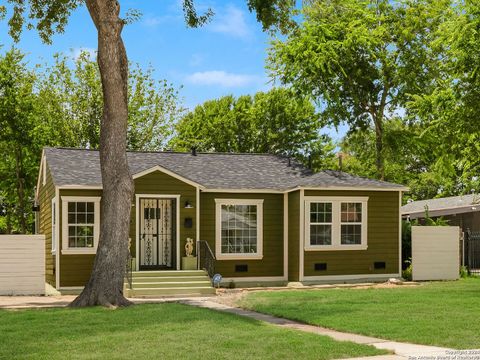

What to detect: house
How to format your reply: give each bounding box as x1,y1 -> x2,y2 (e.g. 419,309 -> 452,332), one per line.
401,194 -> 480,274
35,147 -> 406,295
401,194 -> 480,233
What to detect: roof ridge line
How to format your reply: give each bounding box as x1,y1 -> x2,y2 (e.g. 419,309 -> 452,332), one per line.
46,146 -> 283,157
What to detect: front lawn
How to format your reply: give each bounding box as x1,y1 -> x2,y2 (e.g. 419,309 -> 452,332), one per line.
239,278 -> 480,349
0,303 -> 385,360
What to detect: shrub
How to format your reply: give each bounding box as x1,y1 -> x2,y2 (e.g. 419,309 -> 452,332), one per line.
460,266 -> 469,278
402,259 -> 412,281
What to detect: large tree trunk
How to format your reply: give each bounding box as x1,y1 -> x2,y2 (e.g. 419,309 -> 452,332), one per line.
71,0 -> 134,307
374,116 -> 385,181
374,86 -> 389,181
5,206 -> 12,234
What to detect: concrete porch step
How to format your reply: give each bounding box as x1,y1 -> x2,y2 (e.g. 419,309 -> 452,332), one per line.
125,286 -> 216,297
131,270 -> 206,277
128,276 -> 209,282
127,281 -> 212,289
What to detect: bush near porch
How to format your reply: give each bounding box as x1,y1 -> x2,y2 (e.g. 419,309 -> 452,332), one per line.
239,278 -> 480,349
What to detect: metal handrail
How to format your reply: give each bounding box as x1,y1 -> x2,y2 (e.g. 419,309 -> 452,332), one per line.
125,250 -> 133,289
197,240 -> 216,279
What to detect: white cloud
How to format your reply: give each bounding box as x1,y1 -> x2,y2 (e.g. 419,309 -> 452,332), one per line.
209,5 -> 251,39
186,70 -> 261,88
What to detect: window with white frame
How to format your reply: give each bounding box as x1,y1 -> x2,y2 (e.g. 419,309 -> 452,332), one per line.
305,197 -> 368,250
340,202 -> 363,245
51,197 -> 56,252
62,196 -> 100,254
215,199 -> 263,260
309,202 -> 332,245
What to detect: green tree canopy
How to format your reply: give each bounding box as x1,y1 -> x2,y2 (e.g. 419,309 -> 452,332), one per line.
339,119 -> 464,200
268,0 -> 453,180
37,51 -> 184,150
170,88 -> 336,167
0,49 -> 40,233
409,0 -> 480,196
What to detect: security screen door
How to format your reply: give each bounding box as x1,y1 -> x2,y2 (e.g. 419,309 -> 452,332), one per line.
139,198 -> 176,269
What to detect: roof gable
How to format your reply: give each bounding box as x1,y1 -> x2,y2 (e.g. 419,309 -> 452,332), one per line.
132,165 -> 204,189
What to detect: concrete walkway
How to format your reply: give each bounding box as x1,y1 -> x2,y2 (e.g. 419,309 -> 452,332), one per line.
180,299 -> 455,359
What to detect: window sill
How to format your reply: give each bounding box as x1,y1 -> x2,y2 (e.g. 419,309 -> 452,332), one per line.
51,250 -> 56,255
216,254 -> 263,261
305,245 -> 368,251
61,248 -> 97,255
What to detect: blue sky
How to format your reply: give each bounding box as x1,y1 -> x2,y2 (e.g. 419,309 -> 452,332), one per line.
0,0 -> 346,139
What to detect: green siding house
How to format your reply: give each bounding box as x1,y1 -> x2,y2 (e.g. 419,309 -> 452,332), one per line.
35,147 -> 407,294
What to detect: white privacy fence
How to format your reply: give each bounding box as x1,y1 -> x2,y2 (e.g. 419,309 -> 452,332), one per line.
412,226 -> 459,281
0,235 -> 45,295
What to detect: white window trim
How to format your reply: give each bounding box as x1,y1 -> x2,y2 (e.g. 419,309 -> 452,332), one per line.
215,198 -> 264,260
61,196 -> 101,255
51,197 -> 57,254
42,156 -> 46,186
305,196 -> 368,251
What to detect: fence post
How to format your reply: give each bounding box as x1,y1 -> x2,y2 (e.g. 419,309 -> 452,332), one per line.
465,229 -> 470,274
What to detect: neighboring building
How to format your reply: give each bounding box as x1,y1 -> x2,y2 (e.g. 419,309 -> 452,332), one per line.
401,194 -> 480,233
35,147 -> 406,295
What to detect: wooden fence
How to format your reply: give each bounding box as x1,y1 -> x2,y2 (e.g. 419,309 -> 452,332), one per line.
0,235 -> 45,295
412,226 -> 460,281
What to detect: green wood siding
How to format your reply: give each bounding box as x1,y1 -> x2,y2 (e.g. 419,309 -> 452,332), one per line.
288,191 -> 300,281
37,165 -> 56,286
200,192 -> 284,278
60,255 -> 95,287
303,190 -> 400,277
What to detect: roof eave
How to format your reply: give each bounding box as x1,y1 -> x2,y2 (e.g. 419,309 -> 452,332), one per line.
285,185 -> 409,193
402,204 -> 479,218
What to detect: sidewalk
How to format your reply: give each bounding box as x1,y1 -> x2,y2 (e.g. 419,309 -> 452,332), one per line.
180,299 -> 454,359
0,295 -> 76,309
0,295 -> 213,309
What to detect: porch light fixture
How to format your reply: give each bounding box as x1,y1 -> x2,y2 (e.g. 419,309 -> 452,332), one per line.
184,201 -> 194,209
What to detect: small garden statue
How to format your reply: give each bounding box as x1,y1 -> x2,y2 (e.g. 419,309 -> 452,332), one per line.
185,238 -> 194,257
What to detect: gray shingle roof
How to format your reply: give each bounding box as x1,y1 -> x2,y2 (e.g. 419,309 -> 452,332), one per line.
44,147 -> 407,191
401,194 -> 480,216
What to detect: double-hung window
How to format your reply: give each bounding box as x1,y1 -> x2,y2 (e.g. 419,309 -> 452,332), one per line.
305,197 -> 368,250
61,196 -> 100,254
215,199 -> 263,260
309,202 -> 333,245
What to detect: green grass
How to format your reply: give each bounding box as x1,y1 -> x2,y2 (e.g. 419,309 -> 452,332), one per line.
239,278 -> 480,349
0,303 -> 386,360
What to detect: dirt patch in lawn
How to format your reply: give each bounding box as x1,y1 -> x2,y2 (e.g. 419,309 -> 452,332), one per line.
213,280 -> 421,307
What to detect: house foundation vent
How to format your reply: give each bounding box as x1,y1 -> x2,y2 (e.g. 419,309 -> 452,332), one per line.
235,264 -> 248,272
